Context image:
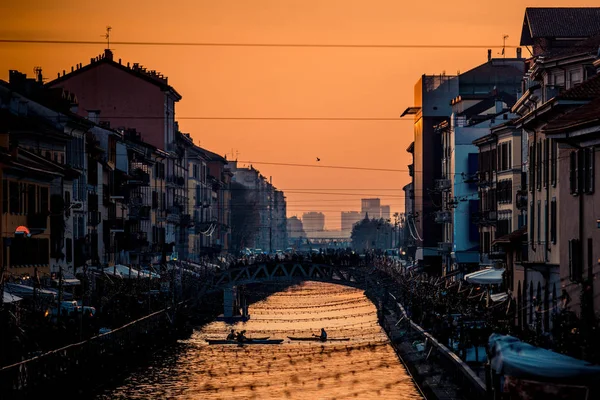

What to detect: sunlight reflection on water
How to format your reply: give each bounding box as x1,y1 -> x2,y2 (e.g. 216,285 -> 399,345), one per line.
96,281 -> 422,399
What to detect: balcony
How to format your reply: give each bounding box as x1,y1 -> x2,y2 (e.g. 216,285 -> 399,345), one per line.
166,206 -> 181,223
129,205 -> 151,220
27,212 -> 48,230
438,242 -> 453,253
127,168 -> 150,186
435,179 -> 451,191
435,211 -> 452,224
166,175 -> 186,187
474,210 -> 497,226
489,249 -> 506,261
408,164 -> 414,177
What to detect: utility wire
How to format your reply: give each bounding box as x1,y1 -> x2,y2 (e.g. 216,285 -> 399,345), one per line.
0,39 -> 520,49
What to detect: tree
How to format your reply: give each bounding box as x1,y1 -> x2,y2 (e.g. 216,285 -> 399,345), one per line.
230,182 -> 260,253
351,216 -> 393,252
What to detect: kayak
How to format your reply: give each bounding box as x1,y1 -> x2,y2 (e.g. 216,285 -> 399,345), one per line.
207,339 -> 283,345
287,336 -> 350,342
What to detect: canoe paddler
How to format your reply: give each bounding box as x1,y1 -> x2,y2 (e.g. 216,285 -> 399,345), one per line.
227,329 -> 236,340
236,330 -> 247,343
320,328 -> 327,341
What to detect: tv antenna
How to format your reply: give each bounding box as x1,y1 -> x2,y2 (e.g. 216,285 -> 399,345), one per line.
105,26 -> 112,49
501,34 -> 509,57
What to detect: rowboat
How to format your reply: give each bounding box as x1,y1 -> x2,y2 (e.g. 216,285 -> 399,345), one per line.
287,336 -> 350,342
206,339 -> 283,345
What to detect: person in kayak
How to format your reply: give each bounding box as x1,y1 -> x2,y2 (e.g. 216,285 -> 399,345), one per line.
319,328 -> 327,341
227,329 -> 236,340
236,330 -> 247,343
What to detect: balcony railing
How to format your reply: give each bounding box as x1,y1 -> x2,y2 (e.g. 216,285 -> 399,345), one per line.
128,168 -> 150,186
435,179 -> 451,191
27,212 -> 48,230
434,211 -> 452,224
438,242 -> 453,253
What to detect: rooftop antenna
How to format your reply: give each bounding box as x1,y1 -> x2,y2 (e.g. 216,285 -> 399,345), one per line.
501,34 -> 509,58
105,26 -> 112,50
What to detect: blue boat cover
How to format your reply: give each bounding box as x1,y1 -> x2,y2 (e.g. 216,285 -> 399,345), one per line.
488,333 -> 600,381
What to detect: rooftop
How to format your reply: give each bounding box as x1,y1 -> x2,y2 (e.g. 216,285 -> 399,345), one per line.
520,7 -> 600,45
543,96 -> 600,134
48,49 -> 182,100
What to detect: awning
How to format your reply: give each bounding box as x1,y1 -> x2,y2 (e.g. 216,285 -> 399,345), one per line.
4,283 -> 57,299
464,267 -> 505,285
52,271 -> 80,286
3,291 -> 23,304
451,251 -> 480,264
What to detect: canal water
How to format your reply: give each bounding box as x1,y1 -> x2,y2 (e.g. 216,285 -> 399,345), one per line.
95,281 -> 422,399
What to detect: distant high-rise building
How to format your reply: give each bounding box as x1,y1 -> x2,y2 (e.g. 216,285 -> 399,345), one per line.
341,211 -> 362,236
380,205 -> 391,220
361,198 -> 381,219
287,216 -> 305,238
302,212 -> 325,237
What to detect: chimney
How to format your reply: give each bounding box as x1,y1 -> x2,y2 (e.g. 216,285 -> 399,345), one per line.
62,70 -> 65,76
104,49 -> 113,61
36,68 -> 43,83
71,66 -> 74,72
487,49 -> 492,61
119,58 -> 122,65
516,48 -> 522,59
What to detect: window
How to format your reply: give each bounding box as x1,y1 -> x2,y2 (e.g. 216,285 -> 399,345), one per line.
544,139 -> 549,187
27,184 -> 36,215
588,238 -> 594,279
544,200 -> 548,245
551,140 -> 557,187
64,191 -> 71,217
2,179 -> 7,214
537,141 -> 542,191
530,201 -> 535,247
9,181 -> 20,214
196,185 -> 201,207
152,191 -> 159,209
529,144 -> 535,192
570,151 -> 578,194
584,148 -> 595,194
550,198 -> 557,244
537,200 -> 541,244
569,239 -> 582,282
569,70 -> 582,88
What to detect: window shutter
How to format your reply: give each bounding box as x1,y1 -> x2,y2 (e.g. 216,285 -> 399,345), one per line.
587,148 -> 595,194
551,140 -> 557,187
570,151 -> 577,194
550,198 -> 556,244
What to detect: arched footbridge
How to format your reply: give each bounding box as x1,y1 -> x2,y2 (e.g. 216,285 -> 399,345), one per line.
200,262 -> 379,318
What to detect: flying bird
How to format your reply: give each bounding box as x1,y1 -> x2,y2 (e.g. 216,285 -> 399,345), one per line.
316,157 -> 320,162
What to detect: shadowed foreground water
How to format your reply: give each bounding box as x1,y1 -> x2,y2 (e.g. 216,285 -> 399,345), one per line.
95,281 -> 422,399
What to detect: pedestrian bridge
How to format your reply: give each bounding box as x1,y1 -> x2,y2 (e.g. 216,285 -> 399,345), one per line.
203,262 -> 376,318
207,262 -> 371,289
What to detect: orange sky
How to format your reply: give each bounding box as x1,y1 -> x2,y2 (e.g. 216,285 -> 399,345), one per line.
1,0 -> 597,229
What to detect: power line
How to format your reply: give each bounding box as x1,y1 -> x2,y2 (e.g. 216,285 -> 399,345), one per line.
237,160 -> 405,172
0,39 -> 520,49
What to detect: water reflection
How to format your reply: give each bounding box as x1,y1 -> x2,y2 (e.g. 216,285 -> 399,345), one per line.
96,281 -> 422,399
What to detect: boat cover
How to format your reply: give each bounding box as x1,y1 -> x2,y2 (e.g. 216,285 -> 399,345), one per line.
488,333 -> 600,382
464,267 -> 504,285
